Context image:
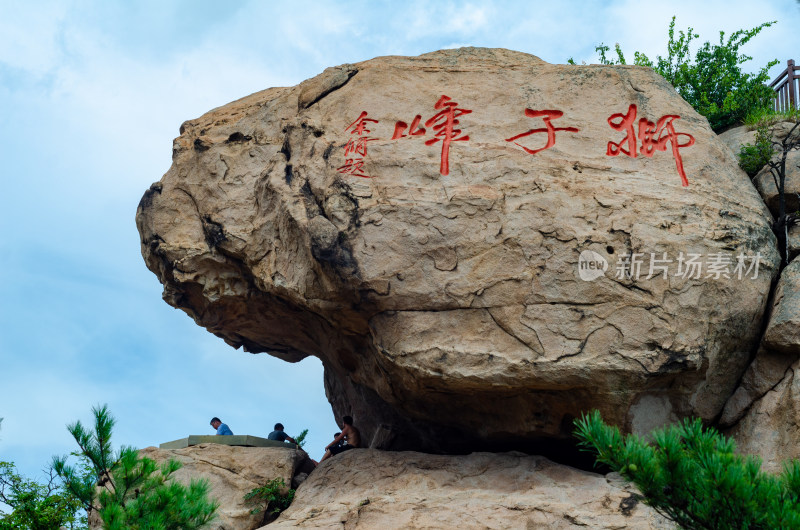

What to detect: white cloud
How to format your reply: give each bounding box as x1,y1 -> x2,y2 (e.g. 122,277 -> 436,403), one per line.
400,1 -> 491,40
0,1 -> 71,77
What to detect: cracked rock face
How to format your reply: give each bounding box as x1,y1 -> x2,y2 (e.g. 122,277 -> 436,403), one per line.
137,47 -> 778,452
763,258 -> 800,353
725,258 -> 800,470
726,357 -> 800,473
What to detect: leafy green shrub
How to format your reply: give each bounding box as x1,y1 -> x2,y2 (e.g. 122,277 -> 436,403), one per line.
739,122 -> 774,177
0,462 -> 86,530
0,416 -> 86,529
53,404 -> 219,530
244,477 -> 295,523
583,17 -> 778,132
744,107 -> 800,129
574,410 -> 800,529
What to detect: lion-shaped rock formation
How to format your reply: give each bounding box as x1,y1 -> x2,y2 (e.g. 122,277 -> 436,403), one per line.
137,47 -> 778,453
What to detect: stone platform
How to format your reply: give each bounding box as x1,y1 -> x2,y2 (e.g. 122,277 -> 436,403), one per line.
159,435 -> 296,449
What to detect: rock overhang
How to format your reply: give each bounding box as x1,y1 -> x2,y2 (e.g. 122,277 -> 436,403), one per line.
137,47 -> 779,453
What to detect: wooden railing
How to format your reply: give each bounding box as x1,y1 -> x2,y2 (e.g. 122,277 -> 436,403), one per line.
770,59 -> 799,112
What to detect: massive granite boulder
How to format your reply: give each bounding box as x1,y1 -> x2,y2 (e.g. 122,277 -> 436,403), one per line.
136,47 -> 778,452
268,449 -> 672,529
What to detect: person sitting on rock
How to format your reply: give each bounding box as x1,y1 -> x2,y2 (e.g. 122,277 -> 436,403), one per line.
267,422 -> 296,444
210,417 -> 233,435
319,416 -> 360,462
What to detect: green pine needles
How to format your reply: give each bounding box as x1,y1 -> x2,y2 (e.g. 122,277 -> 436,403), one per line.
574,410 -> 800,529
293,428 -> 309,449
53,404 -> 219,530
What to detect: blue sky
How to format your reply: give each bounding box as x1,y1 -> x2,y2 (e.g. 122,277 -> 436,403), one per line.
1,0 -> 798,483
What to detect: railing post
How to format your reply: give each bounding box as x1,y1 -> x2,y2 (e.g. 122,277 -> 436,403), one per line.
789,59 -> 797,111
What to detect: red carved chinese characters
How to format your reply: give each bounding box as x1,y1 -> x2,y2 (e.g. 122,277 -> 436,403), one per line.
391,115 -> 426,139
335,101 -> 696,185
392,95 -> 472,176
424,95 -> 472,175
606,104 -> 695,186
606,104 -> 638,157
338,111 -> 378,178
505,109 -> 579,155
345,111 -> 377,135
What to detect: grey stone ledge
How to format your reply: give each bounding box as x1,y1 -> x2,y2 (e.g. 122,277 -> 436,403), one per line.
159,435 -> 298,449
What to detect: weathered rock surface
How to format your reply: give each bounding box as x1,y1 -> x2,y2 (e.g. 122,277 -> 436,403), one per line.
725,258 -> 800,467
789,224 -> 800,261
137,47 -> 779,452
136,444 -> 311,530
719,347 -> 797,427
723,258 -> 800,428
718,124 -> 758,156
763,258 -> 800,353
727,357 -> 800,473
268,449 -> 673,529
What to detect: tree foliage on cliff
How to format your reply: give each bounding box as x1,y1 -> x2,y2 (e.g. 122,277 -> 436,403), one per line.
244,477 -> 295,524
0,417 -> 86,529
0,462 -> 86,530
574,410 -> 800,529
293,428 -> 309,448
53,404 -> 219,530
574,17 -> 777,132
753,117 -> 800,267
739,120 -> 776,177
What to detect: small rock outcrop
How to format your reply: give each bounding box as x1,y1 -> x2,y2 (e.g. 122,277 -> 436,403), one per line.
135,444 -> 311,530
718,124 -> 758,156
753,121 -> 800,217
763,258 -> 800,353
753,148 -> 800,219
721,121 -> 800,220
136,47 -> 778,452
719,347 -> 797,427
725,257 -> 800,470
267,449 -> 673,529
726,358 -> 800,474
720,259 -> 800,427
